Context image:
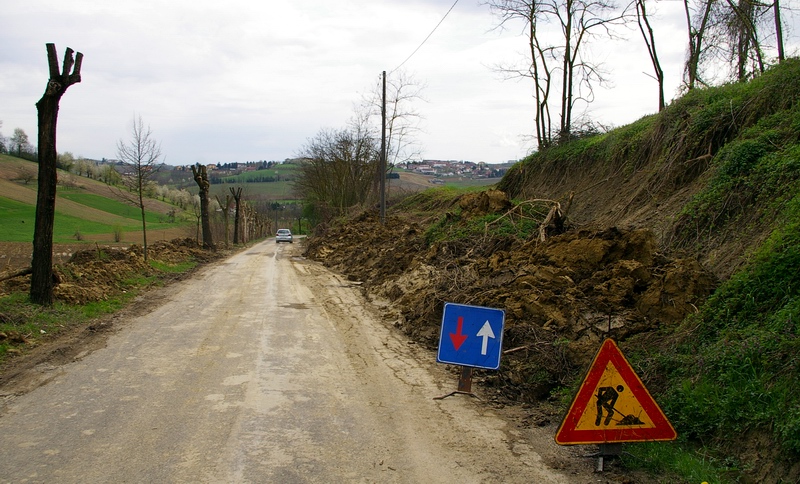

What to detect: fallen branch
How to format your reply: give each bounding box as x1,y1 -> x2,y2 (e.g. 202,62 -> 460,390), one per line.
503,345 -> 529,355
484,199 -> 560,239
0,267 -> 33,282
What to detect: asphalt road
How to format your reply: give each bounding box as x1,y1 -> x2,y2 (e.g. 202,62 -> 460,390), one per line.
0,240 -> 580,483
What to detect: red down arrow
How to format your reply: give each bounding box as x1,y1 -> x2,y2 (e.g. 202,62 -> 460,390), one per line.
449,316 -> 468,350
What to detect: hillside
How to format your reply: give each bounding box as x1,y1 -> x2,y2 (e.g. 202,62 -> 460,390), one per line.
304,59 -> 800,482
0,155 -> 192,270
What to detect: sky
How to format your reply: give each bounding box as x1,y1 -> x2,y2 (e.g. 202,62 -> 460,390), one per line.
1,0 -> 797,166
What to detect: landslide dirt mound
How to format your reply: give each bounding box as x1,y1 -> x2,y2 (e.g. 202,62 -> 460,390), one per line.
1,238 -> 217,305
305,192 -> 716,402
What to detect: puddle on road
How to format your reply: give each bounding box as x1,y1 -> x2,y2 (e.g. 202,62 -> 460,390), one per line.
279,303 -> 310,310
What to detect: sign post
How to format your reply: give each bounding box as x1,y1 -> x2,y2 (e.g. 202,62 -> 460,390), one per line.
434,303 -> 505,399
555,339 -> 677,470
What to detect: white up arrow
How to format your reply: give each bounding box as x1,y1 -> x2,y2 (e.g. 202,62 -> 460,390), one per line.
476,321 -> 496,355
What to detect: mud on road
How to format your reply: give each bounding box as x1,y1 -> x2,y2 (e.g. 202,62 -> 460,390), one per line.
304,191 -> 717,403
1,240 -> 624,482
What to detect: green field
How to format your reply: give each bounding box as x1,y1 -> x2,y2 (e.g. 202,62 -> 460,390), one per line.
208,180 -> 298,200
0,195 -> 178,243
208,163 -> 299,200
59,190 -> 173,224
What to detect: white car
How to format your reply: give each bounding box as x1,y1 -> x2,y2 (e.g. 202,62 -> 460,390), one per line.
276,229 -> 293,243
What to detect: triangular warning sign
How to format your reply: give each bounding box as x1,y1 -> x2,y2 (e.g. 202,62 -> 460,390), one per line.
555,339 -> 677,445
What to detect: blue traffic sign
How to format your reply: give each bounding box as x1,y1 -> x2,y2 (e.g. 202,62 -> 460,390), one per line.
437,303 -> 505,370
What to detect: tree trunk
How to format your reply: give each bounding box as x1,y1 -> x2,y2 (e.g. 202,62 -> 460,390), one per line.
139,188 -> 148,261
192,163 -> 213,249
637,0 -> 665,111
30,44 -> 82,306
230,187 -> 242,244
216,194 -> 232,249
774,0 -> 784,62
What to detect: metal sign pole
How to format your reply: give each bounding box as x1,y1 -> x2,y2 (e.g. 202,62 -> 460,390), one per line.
433,366 -> 479,400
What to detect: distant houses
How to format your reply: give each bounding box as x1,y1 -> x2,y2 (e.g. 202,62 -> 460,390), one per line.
402,159 -> 512,179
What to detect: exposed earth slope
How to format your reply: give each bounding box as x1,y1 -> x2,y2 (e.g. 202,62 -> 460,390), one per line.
305,60 -> 800,483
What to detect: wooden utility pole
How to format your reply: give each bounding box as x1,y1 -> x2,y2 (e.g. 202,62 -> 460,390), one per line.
380,71 -> 387,224
30,43 -> 83,305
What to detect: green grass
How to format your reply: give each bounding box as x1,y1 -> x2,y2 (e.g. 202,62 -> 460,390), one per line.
0,195 -> 182,243
208,180 -> 297,199
59,190 -> 171,224
1,196 -> 123,242
0,197 -> 36,241
621,441 -> 735,483
0,291 -> 136,359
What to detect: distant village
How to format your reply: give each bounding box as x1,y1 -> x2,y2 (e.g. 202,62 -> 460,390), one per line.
400,160 -> 514,180
94,157 -> 516,182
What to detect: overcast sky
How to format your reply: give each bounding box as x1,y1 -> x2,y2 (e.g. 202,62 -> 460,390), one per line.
1,0 -> 797,165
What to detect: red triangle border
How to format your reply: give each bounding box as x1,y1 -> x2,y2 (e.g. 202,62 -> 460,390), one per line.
555,339 -> 677,445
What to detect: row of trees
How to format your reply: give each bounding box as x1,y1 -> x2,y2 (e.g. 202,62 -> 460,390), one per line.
485,0 -> 794,149
24,71 -> 268,306
114,118 -> 273,255
0,123 -> 35,159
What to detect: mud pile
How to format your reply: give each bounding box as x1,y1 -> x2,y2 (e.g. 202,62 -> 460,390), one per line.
1,238 -> 215,305
305,192 -> 716,402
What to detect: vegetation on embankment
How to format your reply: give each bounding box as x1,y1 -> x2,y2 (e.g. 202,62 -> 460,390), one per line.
308,59 -> 800,482
499,58 -> 800,280
498,59 -> 800,481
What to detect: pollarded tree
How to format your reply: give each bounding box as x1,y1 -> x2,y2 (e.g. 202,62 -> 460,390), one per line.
116,115 -> 163,261
30,43 -> 83,305
230,186 -> 243,244
191,163 -> 213,249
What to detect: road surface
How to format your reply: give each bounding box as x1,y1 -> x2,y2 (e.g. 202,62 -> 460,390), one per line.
0,240 -> 586,483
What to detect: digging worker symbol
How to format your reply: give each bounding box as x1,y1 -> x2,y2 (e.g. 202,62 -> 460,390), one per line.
595,385 -> 625,426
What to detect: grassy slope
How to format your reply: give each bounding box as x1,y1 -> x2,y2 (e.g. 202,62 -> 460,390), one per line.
0,155 -> 189,243
496,59 -> 800,478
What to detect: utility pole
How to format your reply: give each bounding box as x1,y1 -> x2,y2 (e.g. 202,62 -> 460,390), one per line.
380,70 -> 387,224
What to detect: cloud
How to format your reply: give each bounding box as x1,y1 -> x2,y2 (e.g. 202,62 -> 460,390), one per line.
2,0 -> 797,165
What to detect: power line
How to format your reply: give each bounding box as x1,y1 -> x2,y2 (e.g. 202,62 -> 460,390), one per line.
391,0 -> 460,74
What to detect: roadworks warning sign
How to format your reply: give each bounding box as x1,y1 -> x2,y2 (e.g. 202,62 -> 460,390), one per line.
555,339 -> 677,445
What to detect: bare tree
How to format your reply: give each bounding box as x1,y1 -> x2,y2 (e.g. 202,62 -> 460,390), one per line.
774,0 -> 785,62
116,115 -> 162,261
487,0 -> 625,146
683,0 -> 715,89
30,43 -> 83,305
361,70 -> 425,167
294,125 -> 379,220
723,0 -> 765,79
488,0 -> 555,148
636,0 -> 665,111
191,163 -> 213,249
684,0 -> 790,85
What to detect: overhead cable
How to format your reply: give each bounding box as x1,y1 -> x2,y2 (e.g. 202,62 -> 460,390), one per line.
391,0 -> 460,74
